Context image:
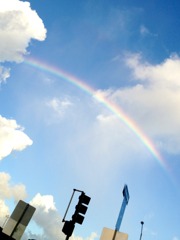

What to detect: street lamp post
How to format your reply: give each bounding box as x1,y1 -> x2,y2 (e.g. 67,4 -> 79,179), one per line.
139,221 -> 144,240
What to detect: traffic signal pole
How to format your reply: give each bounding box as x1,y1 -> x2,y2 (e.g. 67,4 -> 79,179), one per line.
62,189 -> 76,223
62,189 -> 91,239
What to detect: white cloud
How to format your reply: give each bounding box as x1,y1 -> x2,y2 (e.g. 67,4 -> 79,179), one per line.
0,172 -> 27,201
0,0 -> 47,63
0,115 -> 33,160
125,53 -> 180,88
29,193 -> 64,240
0,0 -> 46,82
0,172 -> 27,226
30,193 -> 56,213
97,53 -> 180,154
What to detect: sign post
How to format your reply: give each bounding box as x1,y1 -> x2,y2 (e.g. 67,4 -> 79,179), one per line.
100,227 -> 128,240
115,185 -> 130,231
100,185 -> 130,240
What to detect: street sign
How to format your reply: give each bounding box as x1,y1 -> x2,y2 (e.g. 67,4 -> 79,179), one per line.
122,185 -> 129,204
100,227 -> 128,240
2,200 -> 36,240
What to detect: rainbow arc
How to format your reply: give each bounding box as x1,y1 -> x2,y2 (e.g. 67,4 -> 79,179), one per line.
25,57 -> 168,171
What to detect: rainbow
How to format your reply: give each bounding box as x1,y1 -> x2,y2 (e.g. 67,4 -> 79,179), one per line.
25,57 -> 167,170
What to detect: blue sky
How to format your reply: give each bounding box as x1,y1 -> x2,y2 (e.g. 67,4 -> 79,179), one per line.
0,0 -> 180,240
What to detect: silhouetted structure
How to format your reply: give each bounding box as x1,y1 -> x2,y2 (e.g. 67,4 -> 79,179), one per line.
139,221 -> 144,240
62,189 -> 91,240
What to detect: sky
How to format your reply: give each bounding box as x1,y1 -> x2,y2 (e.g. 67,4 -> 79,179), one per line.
0,0 -> 180,240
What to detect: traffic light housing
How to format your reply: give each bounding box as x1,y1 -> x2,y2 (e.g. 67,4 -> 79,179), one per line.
72,192 -> 91,224
62,220 -> 75,237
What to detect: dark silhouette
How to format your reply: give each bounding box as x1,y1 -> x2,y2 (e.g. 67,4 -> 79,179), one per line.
139,221 -> 144,240
62,189 -> 91,240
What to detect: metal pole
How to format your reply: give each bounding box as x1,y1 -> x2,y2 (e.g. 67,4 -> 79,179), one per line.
115,197 -> 127,231
115,185 -> 129,231
62,189 -> 84,222
62,190 -> 76,222
66,235 -> 69,240
139,221 -> 144,240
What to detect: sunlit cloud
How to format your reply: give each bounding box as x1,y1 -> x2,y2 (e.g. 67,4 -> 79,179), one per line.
29,193 -> 64,240
125,53 -> 180,87
0,115 -> 33,160
0,172 -> 27,201
0,172 -> 27,226
96,53 -> 180,154
0,0 -> 46,82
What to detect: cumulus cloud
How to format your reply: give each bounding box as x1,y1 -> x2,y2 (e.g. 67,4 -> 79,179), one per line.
98,53 -> 180,154
0,182 -> 65,240
28,193 -> 64,240
0,0 -> 46,82
0,115 -> 33,160
30,193 -> 56,213
125,53 -> 180,87
0,0 -> 46,63
0,172 -> 27,201
0,172 -> 27,226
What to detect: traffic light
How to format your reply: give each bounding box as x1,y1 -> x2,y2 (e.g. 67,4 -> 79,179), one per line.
62,220 -> 75,237
72,192 -> 91,224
